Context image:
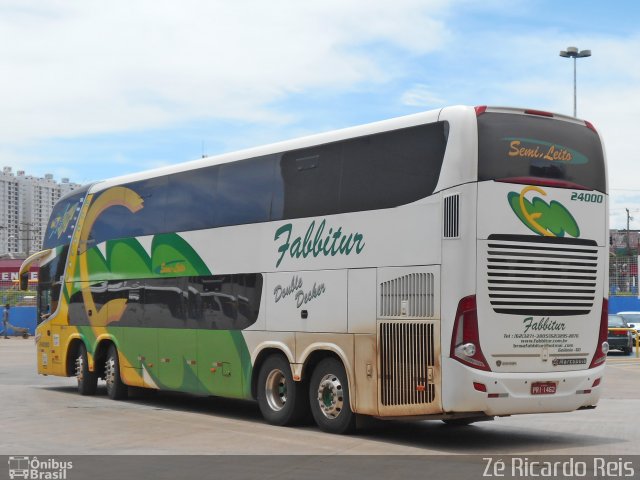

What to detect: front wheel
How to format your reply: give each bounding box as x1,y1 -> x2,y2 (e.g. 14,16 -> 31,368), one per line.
256,355 -> 308,426
105,345 -> 128,400
76,342 -> 97,396
309,357 -> 356,434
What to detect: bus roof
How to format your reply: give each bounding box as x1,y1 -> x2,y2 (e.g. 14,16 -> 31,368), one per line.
85,104 -> 598,196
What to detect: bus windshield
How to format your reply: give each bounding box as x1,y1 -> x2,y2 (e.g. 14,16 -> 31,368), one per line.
477,112 -> 606,193
42,187 -> 88,250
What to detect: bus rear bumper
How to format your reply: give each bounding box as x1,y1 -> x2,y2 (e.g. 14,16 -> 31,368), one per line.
442,360 -> 605,416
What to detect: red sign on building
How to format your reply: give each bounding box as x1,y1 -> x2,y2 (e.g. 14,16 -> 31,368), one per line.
0,259 -> 39,284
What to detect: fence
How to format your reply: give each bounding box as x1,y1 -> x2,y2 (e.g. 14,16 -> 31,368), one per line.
609,255 -> 639,296
0,279 -> 37,306
1,306 -> 37,336
609,255 -> 640,313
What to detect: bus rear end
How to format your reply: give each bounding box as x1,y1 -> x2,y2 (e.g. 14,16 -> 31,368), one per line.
448,107 -> 607,416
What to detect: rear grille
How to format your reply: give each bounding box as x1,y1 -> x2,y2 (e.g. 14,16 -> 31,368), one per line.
379,321 -> 436,406
486,234 -> 598,316
380,273 -> 435,318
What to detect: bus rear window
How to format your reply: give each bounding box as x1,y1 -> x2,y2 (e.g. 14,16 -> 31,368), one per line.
477,112 -> 605,193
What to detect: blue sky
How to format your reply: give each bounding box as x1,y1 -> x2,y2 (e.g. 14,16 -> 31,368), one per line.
2,0 -> 640,228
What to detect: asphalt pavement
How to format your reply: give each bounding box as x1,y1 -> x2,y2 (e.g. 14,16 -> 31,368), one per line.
1,338 -> 639,456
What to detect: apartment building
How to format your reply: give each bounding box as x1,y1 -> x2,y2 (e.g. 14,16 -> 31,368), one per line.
0,167 -> 81,256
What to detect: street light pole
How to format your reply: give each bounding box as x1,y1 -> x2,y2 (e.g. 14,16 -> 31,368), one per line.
559,46 -> 591,117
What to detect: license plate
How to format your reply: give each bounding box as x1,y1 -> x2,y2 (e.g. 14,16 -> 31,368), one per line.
531,382 -> 557,395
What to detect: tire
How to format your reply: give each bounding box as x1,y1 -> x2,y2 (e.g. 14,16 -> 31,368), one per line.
76,342 -> 98,396
309,357 -> 356,434
623,347 -> 632,355
256,355 -> 308,426
105,345 -> 128,400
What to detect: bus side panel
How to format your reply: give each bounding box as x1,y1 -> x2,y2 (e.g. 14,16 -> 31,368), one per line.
347,268 -> 377,335
121,326 -> 155,388
197,329 -> 253,399
266,270 -> 348,333
156,328 -> 199,393
439,183 -> 478,413
118,326 -> 255,398
353,333 -> 378,415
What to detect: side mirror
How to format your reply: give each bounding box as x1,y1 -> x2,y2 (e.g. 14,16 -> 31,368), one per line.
19,272 -> 29,291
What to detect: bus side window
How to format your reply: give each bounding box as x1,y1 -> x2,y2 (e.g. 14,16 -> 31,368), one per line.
215,156 -> 275,228
280,143 -> 342,220
165,167 -> 217,232
340,122 -> 447,213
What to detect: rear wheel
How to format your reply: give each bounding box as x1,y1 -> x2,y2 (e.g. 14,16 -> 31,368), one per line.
76,343 -> 97,396
309,357 -> 356,434
105,345 -> 128,400
256,355 -> 308,426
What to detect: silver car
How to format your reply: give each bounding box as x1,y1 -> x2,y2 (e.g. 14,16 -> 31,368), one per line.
617,311 -> 640,344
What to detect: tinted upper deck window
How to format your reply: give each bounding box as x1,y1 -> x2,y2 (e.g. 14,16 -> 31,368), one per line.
87,176 -> 168,246
277,122 -> 448,219
340,122 -> 447,213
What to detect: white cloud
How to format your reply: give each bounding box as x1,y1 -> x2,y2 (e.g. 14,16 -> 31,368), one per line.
400,84 -> 445,107
438,29 -> 640,228
0,0 -> 452,143
4,0 -> 640,233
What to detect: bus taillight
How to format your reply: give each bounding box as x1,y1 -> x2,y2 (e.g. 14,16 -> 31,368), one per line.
524,109 -> 554,117
494,177 -> 590,190
450,295 -> 491,371
589,298 -> 609,368
474,106 -> 487,116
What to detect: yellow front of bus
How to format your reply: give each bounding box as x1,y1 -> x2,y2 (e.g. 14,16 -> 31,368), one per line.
27,188 -> 90,378
447,107 -> 608,417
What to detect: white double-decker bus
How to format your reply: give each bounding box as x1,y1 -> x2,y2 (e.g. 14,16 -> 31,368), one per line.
23,105 -> 608,434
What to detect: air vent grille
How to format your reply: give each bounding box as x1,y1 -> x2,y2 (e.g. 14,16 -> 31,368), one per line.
443,194 -> 460,238
380,273 -> 434,318
380,321 -> 436,406
486,235 -> 598,316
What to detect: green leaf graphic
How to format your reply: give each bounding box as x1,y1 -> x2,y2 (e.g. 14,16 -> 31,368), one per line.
507,192 -> 580,238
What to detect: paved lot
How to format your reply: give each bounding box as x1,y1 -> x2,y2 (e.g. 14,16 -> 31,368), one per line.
1,338 -> 639,455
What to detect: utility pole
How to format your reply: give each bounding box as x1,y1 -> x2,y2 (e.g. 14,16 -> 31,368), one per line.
627,208 -> 633,255
10,223 -> 39,257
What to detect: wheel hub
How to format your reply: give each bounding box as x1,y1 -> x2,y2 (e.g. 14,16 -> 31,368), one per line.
316,374 -> 343,419
265,369 -> 287,412
105,357 -> 116,390
75,355 -> 84,381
